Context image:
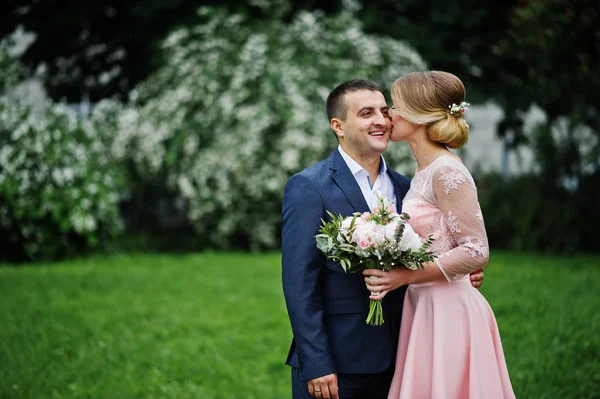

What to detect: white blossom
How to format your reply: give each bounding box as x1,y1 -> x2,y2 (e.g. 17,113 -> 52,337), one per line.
399,223 -> 423,253
0,64 -> 124,259
88,3 -> 424,249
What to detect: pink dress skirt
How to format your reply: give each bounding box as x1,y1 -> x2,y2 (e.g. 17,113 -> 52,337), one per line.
387,278 -> 516,399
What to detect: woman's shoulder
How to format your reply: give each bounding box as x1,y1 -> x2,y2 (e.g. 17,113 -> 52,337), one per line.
430,154 -> 469,173
430,155 -> 476,191
435,154 -> 464,167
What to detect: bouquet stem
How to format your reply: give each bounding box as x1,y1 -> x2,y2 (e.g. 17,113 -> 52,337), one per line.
366,299 -> 384,326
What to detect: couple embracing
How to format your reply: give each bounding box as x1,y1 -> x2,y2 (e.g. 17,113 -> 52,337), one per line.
281,72 -> 516,399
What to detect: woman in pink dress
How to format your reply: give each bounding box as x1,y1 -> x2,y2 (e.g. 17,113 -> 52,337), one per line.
363,71 -> 515,398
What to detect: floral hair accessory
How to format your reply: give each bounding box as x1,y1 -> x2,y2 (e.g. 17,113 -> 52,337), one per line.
448,101 -> 470,116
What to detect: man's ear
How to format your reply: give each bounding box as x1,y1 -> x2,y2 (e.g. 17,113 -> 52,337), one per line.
330,118 -> 344,138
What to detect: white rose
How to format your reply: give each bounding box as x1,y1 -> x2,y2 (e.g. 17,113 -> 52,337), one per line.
340,216 -> 354,232
339,215 -> 357,240
384,221 -> 398,242
371,227 -> 386,247
399,223 -> 423,252
352,221 -> 376,247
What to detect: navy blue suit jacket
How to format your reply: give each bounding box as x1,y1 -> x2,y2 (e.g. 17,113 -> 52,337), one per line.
281,149 -> 411,382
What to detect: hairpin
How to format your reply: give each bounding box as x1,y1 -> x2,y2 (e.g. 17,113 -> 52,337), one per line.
448,102 -> 470,116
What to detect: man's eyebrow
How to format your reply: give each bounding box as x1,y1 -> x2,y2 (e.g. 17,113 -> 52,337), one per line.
357,106 -> 389,114
357,106 -> 375,114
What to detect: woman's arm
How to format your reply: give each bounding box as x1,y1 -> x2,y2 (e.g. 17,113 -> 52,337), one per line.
363,164 -> 488,296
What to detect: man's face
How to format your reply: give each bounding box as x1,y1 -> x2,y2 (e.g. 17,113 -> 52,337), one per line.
335,90 -> 391,158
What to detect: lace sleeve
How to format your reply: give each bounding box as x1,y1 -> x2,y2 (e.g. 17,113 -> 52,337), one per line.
432,164 -> 489,282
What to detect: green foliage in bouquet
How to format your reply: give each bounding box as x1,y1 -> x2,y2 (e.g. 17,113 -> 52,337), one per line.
315,212 -> 436,274
315,195 -> 436,325
315,211 -> 359,273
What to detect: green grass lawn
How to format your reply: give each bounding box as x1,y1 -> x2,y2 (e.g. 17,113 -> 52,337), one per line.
1,251 -> 599,398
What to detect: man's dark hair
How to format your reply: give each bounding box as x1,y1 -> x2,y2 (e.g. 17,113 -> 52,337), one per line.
326,79 -> 382,122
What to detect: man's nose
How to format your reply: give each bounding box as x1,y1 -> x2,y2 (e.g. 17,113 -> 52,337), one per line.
374,111 -> 388,125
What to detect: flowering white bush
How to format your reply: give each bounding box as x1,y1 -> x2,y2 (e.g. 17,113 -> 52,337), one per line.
0,41 -> 20,94
0,43 -> 124,260
100,1 -> 426,249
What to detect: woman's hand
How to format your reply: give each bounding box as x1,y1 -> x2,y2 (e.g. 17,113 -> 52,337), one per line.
362,267 -> 411,300
469,268 -> 485,289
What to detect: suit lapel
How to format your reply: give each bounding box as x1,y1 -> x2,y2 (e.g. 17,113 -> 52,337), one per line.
387,167 -> 409,213
329,150 -> 371,214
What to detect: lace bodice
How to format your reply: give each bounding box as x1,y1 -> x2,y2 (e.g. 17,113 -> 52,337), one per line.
403,156 -> 489,282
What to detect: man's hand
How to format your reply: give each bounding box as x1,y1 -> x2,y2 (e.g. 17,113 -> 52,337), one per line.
308,374 -> 338,399
362,268 -> 410,300
469,268 -> 484,289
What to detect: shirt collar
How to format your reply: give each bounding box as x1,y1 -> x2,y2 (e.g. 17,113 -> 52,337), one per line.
338,145 -> 387,177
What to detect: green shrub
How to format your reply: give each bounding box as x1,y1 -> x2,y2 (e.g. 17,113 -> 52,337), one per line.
0,41 -> 20,93
0,42 -> 124,261
477,171 -> 598,253
101,3 -> 426,250
0,100 -> 125,261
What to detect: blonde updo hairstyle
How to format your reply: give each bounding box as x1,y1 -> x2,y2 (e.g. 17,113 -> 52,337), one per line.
391,71 -> 469,149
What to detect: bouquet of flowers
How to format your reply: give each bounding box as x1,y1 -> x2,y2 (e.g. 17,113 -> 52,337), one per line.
315,194 -> 436,325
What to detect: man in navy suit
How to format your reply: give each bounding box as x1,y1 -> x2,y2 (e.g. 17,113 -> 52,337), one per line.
281,79 -> 481,399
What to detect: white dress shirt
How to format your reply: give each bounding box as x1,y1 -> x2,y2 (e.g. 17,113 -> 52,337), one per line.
338,145 -> 397,212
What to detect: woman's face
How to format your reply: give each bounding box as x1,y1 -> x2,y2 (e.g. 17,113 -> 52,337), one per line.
388,103 -> 416,142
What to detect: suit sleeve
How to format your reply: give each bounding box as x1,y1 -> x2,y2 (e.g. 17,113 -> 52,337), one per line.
281,173 -> 335,381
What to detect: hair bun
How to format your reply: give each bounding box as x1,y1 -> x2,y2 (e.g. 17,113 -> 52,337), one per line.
390,71 -> 469,149
429,113 -> 469,149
